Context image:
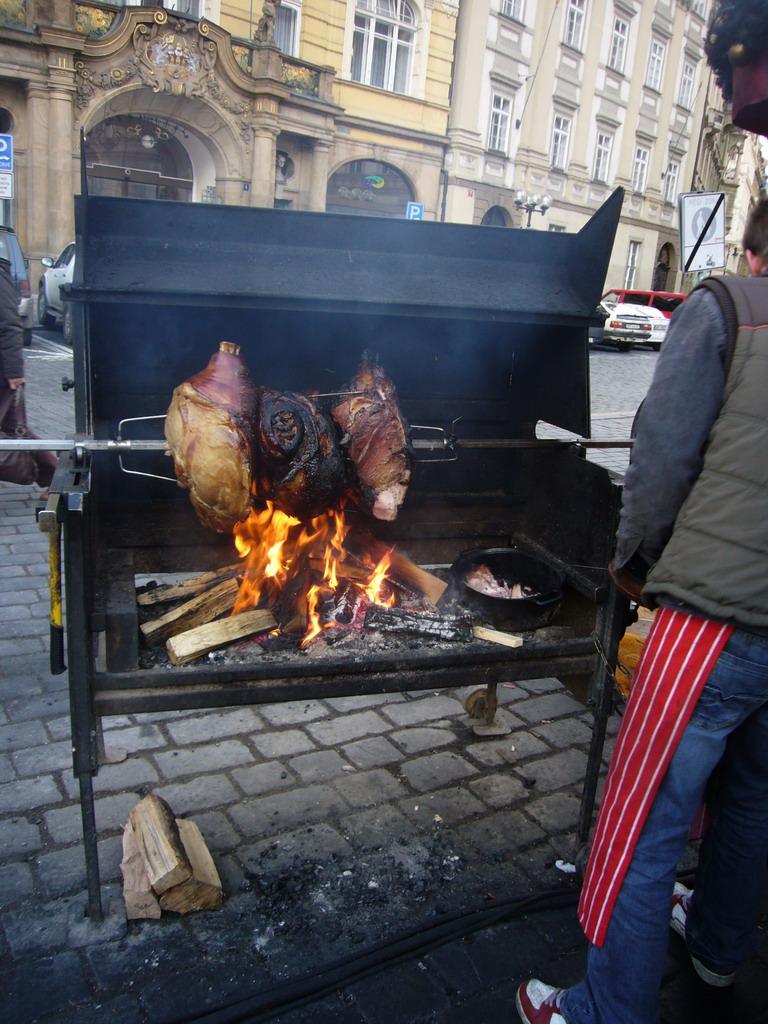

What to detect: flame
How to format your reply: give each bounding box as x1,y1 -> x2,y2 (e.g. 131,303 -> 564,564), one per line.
232,502 -> 398,644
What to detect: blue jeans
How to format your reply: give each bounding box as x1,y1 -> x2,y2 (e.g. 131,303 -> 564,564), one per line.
560,627 -> 768,1024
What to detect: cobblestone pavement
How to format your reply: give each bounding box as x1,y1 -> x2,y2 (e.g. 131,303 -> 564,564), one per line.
1,338 -> 766,1024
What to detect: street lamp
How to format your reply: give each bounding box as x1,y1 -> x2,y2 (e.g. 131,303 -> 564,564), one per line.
514,189 -> 552,227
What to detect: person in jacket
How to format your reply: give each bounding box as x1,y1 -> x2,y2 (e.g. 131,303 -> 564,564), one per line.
0,257 -> 56,490
515,198 -> 768,1024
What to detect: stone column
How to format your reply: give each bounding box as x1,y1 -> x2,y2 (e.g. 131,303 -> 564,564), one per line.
25,85 -> 50,257
46,70 -> 76,250
307,140 -> 330,212
249,126 -> 279,208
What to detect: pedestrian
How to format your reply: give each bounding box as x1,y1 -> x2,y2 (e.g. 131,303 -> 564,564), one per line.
0,255 -> 57,492
515,195 -> 768,1024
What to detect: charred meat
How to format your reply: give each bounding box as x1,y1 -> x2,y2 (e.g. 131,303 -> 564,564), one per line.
164,342 -> 259,533
255,389 -> 350,521
332,355 -> 413,521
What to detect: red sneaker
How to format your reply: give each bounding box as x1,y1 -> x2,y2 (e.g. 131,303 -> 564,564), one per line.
515,979 -> 568,1023
670,883 -> 735,988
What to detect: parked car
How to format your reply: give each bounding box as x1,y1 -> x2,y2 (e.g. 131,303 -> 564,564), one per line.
602,288 -> 687,320
589,301 -> 653,352
38,242 -> 75,343
0,225 -> 33,347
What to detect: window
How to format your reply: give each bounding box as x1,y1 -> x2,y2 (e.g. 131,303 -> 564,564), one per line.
351,0 -> 416,95
624,240 -> 641,289
593,132 -> 612,183
548,224 -> 567,232
663,160 -> 680,203
326,159 -> 414,218
501,0 -> 524,20
608,18 -> 628,74
564,0 -> 586,49
551,115 -> 571,169
678,62 -> 695,109
646,39 -> 666,91
488,94 -> 512,153
691,0 -> 707,16
632,145 -> 650,192
163,0 -> 201,13
275,2 -> 300,56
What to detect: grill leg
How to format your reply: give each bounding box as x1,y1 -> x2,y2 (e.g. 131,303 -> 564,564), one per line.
79,772 -> 104,924
578,585 -> 629,846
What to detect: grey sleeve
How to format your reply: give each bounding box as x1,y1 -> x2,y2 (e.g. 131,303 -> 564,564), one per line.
614,288 -> 728,569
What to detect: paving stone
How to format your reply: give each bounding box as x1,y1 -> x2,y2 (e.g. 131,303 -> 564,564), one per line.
84,921 -> 201,991
289,748 -> 351,782
0,951 -> 91,1022
2,896 -> 76,956
0,815 -> 42,856
154,773 -> 239,813
342,735 -> 403,769
45,791 -> 142,844
469,773 -> 528,808
380,694 -> 465,727
331,767 -> 407,808
152,739 -> 253,779
252,729 -> 316,759
512,691 -> 586,724
240,822 -> 353,876
228,783 -> 350,837
339,804 -> 420,850
101,722 -> 167,753
345,959 -> 451,1024
306,710 -> 391,746
390,725 -> 457,753
323,692 -> 405,711
515,677 -> 565,696
399,786 -> 485,827
232,760 -> 296,796
38,993 -> 144,1024
75,757 -> 158,796
397,751 -> 478,792
165,707 -> 265,744
4,690 -> 71,723
44,715 -> 72,741
457,808 -> 547,859
138,954 -> 273,1024
526,790 -> 583,832
515,748 -> 589,793
0,718 -> 48,754
464,731 -> 549,767
0,860 -> 35,907
257,698 -> 329,726
531,716 -> 594,748
37,835 -> 123,897
0,773 -> 62,813
12,737 -> 72,775
0,672 -> 43,701
184,810 -> 239,852
0,752 -> 14,783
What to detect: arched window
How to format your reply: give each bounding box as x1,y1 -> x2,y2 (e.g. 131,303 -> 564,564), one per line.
351,0 -> 416,95
326,160 -> 414,218
481,206 -> 510,227
84,117 -> 193,202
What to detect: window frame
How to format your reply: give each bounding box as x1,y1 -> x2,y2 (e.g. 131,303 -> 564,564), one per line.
593,131 -> 613,184
624,239 -> 641,289
564,0 -> 586,51
608,17 -> 628,74
646,38 -> 666,92
351,0 -> 416,96
678,61 -> 695,110
488,92 -> 513,153
500,0 -> 524,21
632,145 -> 650,193
275,0 -> 301,56
663,159 -> 680,204
550,113 -> 572,171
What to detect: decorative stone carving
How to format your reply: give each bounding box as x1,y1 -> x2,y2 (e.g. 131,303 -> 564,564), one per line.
133,16 -> 217,98
254,0 -> 281,45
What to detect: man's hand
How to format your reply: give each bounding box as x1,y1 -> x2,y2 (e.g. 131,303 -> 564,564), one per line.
7,377 -> 24,390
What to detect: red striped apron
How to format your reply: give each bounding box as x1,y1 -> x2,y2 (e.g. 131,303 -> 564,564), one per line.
579,606 -> 733,946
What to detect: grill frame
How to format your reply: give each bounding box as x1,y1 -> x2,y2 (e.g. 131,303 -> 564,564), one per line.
57,189 -> 628,922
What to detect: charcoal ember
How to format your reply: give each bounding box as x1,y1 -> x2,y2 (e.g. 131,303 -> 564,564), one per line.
364,604 -> 471,641
164,342 -> 259,533
255,389 -> 350,521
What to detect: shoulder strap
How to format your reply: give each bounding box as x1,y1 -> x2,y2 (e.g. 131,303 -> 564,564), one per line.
695,277 -> 740,376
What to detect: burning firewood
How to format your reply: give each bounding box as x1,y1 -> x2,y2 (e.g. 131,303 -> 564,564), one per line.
364,604 -> 471,641
136,564 -> 242,607
140,577 -> 241,645
166,607 -> 277,665
345,530 -> 448,606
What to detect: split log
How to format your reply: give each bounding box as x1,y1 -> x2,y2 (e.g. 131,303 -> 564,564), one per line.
140,576 -> 241,645
364,604 -> 470,641
472,624 -> 524,648
158,818 -> 223,914
166,607 -> 277,665
120,822 -> 161,920
347,531 -> 448,605
136,564 -> 242,607
128,795 -> 192,895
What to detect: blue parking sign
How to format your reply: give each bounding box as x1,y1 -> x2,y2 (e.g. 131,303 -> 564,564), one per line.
406,202 -> 424,221
0,134 -> 13,173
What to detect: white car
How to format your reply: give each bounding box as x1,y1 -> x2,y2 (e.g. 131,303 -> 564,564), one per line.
38,242 -> 75,343
590,300 -> 669,352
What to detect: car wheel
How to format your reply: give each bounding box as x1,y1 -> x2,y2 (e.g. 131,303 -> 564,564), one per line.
62,304 -> 73,346
23,327 -> 32,347
650,342 -> 661,351
616,342 -> 632,352
37,286 -> 55,327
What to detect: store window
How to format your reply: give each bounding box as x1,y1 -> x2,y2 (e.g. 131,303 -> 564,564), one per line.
351,0 -> 416,95
326,159 -> 414,217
